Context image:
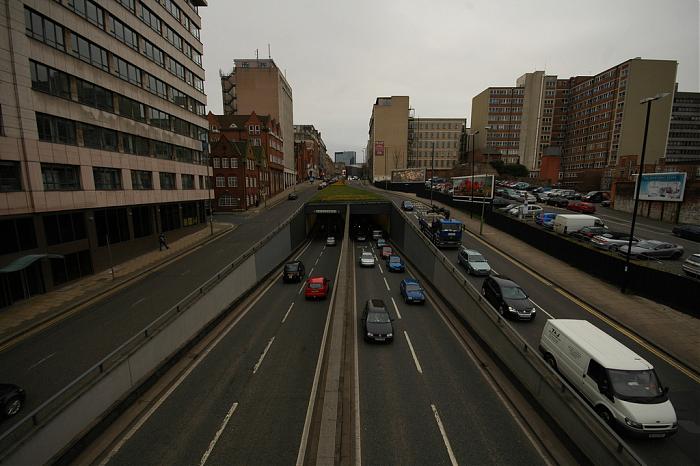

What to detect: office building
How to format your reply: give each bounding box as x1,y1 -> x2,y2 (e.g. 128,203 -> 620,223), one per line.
408,117 -> 466,171
367,96 -> 409,181
334,151 -> 356,166
0,0 -> 209,307
666,91 -> 700,163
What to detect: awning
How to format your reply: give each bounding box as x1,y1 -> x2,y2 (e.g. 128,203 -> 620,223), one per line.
0,254 -> 64,273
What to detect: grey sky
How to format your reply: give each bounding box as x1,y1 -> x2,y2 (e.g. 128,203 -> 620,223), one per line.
201,0 -> 699,163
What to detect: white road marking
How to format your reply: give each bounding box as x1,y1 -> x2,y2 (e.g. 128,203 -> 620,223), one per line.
282,302 -> 295,323
383,277 -> 390,291
314,258 -> 319,266
26,352 -> 55,371
377,262 -> 384,274
404,331 -> 423,374
431,404 -> 458,466
391,297 -> 402,320
199,401 -> 239,466
298,283 -> 305,295
253,336 -> 276,374
130,297 -> 146,307
530,299 -> 555,319
309,268 -> 314,276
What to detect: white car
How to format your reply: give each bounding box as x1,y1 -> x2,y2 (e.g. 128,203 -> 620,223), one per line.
509,204 -> 543,218
326,236 -> 336,246
359,251 -> 375,267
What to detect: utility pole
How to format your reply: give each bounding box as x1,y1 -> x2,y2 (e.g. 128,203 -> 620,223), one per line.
469,130 -> 479,219
430,141 -> 435,207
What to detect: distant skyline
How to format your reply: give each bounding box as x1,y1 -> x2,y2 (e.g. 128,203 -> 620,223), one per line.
200,0 -> 699,163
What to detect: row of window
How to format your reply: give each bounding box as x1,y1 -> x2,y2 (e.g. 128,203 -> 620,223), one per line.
35,113 -> 205,165
212,157 -> 239,169
215,176 -> 238,188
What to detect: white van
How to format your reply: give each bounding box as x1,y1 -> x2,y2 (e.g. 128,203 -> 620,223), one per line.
553,214 -> 606,235
539,319 -> 677,438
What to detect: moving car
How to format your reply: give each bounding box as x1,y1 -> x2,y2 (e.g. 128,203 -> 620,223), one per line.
590,232 -> 640,251
283,261 -> 305,283
617,240 -> 684,260
376,238 -> 387,249
400,278 -> 425,304
362,299 -> 394,343
326,236 -> 336,246
672,224 -> 700,242
386,255 -> 405,272
304,276 -> 330,300
401,200 -> 415,211
287,192 -> 298,200
481,276 -> 536,320
372,229 -> 383,240
359,251 -> 375,267
457,247 -> 491,276
380,246 -> 393,259
1,384 -> 25,418
681,253 -> 700,277
567,201 -> 596,213
539,319 -> 678,438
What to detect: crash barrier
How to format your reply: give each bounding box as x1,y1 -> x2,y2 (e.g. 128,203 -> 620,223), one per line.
372,181 -> 425,194
0,207 -> 308,465
389,205 -> 643,465
416,189 -> 698,318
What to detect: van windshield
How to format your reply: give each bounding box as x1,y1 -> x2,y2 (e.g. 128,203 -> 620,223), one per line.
608,369 -> 667,404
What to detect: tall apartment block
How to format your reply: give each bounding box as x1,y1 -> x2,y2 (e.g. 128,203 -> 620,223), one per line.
407,117 -> 466,170
220,59 -> 295,188
666,91 -> 700,163
367,96 -> 409,181
471,58 -> 677,188
334,151 -> 356,166
0,0 -> 209,307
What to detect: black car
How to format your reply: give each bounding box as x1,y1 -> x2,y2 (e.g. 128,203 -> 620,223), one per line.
672,224 -> 700,242
287,192 -> 298,200
283,261 -> 305,282
546,196 -> 570,207
361,299 -> 394,343
1,384 -> 25,418
570,226 -> 610,242
481,276 -> 536,321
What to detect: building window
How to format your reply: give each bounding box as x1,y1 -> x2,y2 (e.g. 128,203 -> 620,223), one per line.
108,16 -> 139,50
172,118 -> 190,137
131,170 -> 152,190
218,193 -> 237,207
0,161 -> 22,192
231,158 -> 238,169
115,57 -> 142,85
148,108 -> 170,130
181,174 -> 194,189
138,3 -> 161,33
41,163 -> 81,191
212,157 -> 220,168
121,134 -> 150,156
175,147 -> 193,163
93,167 -> 122,190
116,0 -> 136,14
94,208 -> 129,245
143,40 -> 165,67
30,62 -> 71,99
164,24 -> 183,51
167,58 -> 185,80
76,79 -> 114,112
67,0 -> 104,29
131,206 -> 153,238
221,158 -> 229,168
25,8 -> 65,51
80,123 -> 118,151
118,95 -> 146,122
170,87 -> 187,109
153,141 -> 172,160
43,212 -> 86,246
36,113 -> 76,145
227,176 -> 237,187
0,217 -> 37,255
159,172 -> 176,189
215,176 -> 225,187
146,74 -> 167,99
70,33 -> 109,71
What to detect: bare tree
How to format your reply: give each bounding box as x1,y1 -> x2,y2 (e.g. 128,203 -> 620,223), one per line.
391,148 -> 404,171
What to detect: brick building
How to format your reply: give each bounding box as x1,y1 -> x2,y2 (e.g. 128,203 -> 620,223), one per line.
294,124 -> 327,181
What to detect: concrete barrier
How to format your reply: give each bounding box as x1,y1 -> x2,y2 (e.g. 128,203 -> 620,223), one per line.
390,204 -> 643,466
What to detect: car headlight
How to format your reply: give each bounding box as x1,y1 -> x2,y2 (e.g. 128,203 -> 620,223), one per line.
367,332 -> 374,337
624,417 -> 643,429
387,333 -> 393,338
508,306 -> 515,312
531,308 -> 536,313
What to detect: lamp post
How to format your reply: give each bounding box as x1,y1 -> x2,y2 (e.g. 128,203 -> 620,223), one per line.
479,126 -> 492,235
469,130 -> 479,218
621,93 -> 669,293
430,141 -> 435,207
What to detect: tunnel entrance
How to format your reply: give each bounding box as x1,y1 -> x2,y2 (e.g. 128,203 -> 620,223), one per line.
304,202 -> 393,241
304,204 -> 346,239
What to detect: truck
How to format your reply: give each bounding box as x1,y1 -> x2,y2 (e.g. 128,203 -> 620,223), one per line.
418,213 -> 463,247
553,214 -> 606,235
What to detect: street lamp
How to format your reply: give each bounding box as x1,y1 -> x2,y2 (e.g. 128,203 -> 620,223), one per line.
621,92 -> 670,293
479,125 -> 492,235
469,130 -> 479,218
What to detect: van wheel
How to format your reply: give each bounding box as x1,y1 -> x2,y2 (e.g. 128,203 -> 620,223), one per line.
544,353 -> 557,371
595,406 -> 614,426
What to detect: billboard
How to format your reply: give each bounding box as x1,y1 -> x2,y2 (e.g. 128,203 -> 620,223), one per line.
391,168 -> 426,183
374,141 -> 384,156
452,175 -> 495,202
636,172 -> 687,202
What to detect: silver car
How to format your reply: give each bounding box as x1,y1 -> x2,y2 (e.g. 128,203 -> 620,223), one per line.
617,240 -> 684,260
590,232 -> 640,251
457,247 -> 492,276
681,254 -> 700,278
359,251 -> 375,267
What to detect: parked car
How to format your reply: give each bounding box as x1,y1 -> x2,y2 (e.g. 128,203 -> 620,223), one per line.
400,278 -> 426,304
492,196 -> 512,208
535,212 -> 557,226
326,236 -> 336,246
401,200 -> 415,211
502,189 -> 520,200
554,214 -> 606,235
567,201 -> 596,214
283,261 -> 305,283
570,226 -> 610,242
591,232 -> 640,251
617,240 -> 684,260
380,246 -> 393,259
681,253 -> 700,278
304,276 -> 330,299
581,191 -> 610,203
359,251 -> 375,267
672,224 -> 700,242
287,192 -> 298,200
0,384 -> 25,418
515,192 -> 537,203
376,238 -> 387,249
547,196 -> 571,207
362,299 -> 394,343
481,276 -> 536,321
498,203 -> 520,212
542,218 -> 556,230
457,247 -> 491,276
386,255 -> 405,272
509,205 -> 543,218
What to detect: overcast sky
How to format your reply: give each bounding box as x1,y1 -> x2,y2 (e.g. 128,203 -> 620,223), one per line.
200,0 -> 699,163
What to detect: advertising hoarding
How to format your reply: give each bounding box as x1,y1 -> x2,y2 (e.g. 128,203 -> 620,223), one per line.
391,168 -> 426,183
452,175 -> 495,201
374,141 -> 384,156
636,172 -> 687,202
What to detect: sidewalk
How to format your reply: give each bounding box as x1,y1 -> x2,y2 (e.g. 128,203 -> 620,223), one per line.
0,221 -> 235,345
390,190 -> 700,374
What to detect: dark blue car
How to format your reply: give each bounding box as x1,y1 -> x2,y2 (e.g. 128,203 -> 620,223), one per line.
400,278 -> 425,304
535,212 -> 557,226
386,255 -> 405,272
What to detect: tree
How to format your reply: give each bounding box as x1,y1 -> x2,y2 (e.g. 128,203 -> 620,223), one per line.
490,160 -> 529,178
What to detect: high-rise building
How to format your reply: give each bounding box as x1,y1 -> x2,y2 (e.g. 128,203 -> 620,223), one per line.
334,151 -> 356,166
666,91 -> 700,163
407,117 -> 466,171
0,0 -> 209,306
220,59 -> 295,188
367,96 -> 409,181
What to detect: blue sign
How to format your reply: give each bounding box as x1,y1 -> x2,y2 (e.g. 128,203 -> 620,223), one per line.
636,172 -> 687,202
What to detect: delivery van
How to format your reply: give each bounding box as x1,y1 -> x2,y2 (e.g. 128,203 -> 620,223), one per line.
553,214 -> 606,235
539,319 -> 677,438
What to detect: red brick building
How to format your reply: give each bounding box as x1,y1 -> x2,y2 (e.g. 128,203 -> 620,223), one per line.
208,112 -> 284,211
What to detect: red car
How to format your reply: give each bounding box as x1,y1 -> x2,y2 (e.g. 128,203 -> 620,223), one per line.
304,276 -> 330,300
381,246 -> 393,259
567,201 -> 596,213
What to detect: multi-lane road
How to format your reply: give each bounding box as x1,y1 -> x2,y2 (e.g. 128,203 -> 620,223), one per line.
378,189 -> 700,466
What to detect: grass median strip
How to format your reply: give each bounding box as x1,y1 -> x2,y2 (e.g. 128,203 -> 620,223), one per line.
311,184 -> 384,203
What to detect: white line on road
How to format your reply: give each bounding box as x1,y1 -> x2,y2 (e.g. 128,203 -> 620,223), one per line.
282,302 -> 295,323
298,283 -> 305,295
383,277 -> 390,291
130,297 -> 146,307
26,352 -> 55,371
391,297 -> 402,320
199,401 -> 239,466
431,404 -> 458,466
404,331 -> 423,374
377,262 -> 384,274
314,258 -> 319,266
530,299 -> 554,319
253,336 -> 276,374
309,268 -> 314,276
